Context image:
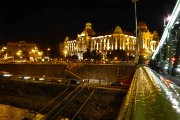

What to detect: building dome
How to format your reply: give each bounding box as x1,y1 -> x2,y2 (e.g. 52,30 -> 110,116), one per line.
85,22 -> 92,29
114,26 -> 123,34
137,21 -> 148,32
81,22 -> 96,36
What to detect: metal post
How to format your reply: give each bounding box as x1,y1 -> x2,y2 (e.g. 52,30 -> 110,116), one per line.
134,1 -> 139,62
171,30 -> 180,76
168,31 -> 173,75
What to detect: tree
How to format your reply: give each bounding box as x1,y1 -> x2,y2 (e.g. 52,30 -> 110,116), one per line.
71,55 -> 78,61
91,50 -> 97,61
96,52 -> 103,61
22,50 -> 29,60
106,51 -> 113,60
138,55 -> 145,64
83,48 -> 92,61
108,49 -> 127,61
129,55 -> 135,61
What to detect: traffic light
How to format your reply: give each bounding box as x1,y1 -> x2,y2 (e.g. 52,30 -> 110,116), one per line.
171,57 -> 176,62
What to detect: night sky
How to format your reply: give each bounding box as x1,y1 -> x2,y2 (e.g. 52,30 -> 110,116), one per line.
0,0 -> 177,51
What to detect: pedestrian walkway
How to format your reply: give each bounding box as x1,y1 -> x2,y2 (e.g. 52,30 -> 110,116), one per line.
117,65 -> 180,120
163,75 -> 180,87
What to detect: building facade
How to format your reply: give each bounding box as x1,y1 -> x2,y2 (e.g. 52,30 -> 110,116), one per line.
6,41 -> 42,61
64,22 -> 159,60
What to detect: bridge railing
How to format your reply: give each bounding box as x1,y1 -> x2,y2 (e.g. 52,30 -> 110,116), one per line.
117,64 -> 180,120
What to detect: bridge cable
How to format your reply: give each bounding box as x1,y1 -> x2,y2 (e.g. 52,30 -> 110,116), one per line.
30,87 -> 70,120
71,89 -> 95,120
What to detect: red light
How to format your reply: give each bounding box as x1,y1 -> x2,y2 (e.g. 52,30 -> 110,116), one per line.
172,57 -> 176,62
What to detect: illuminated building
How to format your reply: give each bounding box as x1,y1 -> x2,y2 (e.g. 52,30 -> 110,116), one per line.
64,22 -> 159,60
6,41 -> 39,61
137,21 -> 160,59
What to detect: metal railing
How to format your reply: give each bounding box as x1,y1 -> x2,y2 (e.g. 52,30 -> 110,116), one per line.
117,65 -> 180,120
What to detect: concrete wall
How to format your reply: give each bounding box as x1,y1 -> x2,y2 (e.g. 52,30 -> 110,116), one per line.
0,64 -> 67,78
0,63 -> 136,81
71,64 -> 136,82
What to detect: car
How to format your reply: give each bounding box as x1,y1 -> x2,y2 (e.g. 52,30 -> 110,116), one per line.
50,78 -> 65,83
110,81 -> 122,86
67,79 -> 81,85
19,75 -> 31,80
174,64 -> 180,76
38,77 -> 45,81
33,77 -> 45,81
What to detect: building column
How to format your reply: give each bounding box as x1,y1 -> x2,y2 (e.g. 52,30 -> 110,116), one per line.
107,39 -> 110,50
115,38 -> 117,50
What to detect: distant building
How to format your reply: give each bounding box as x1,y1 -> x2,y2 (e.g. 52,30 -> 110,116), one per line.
137,21 -> 160,59
63,22 -> 159,60
6,41 -> 39,61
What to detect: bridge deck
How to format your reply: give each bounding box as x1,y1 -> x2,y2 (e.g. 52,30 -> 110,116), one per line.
117,65 -> 180,120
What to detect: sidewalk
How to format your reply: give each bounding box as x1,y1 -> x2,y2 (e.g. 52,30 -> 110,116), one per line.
163,75 -> 180,87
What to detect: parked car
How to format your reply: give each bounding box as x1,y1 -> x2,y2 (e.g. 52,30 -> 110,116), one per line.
109,81 -> 122,86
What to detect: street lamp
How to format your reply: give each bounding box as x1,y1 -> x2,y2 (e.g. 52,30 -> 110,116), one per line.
162,15 -> 171,60
0,47 -> 7,60
31,49 -> 35,61
47,47 -> 51,57
16,50 -> 22,60
64,50 -> 67,57
132,0 -> 139,62
164,15 -> 171,27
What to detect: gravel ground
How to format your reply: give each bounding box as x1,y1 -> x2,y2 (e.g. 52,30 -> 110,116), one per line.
0,79 -> 127,120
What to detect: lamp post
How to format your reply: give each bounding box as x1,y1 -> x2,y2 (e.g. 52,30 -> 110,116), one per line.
31,49 -> 35,61
159,15 -> 171,74
47,47 -> 51,57
16,50 -> 22,60
164,15 -> 171,27
1,49 -> 4,60
1,47 -> 7,60
132,0 -> 139,62
64,50 -> 67,58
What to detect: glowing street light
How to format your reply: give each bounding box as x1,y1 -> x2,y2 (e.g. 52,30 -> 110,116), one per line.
64,50 -> 67,57
164,15 -> 171,27
47,48 -> 51,51
16,50 -> 22,60
47,47 -> 51,56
